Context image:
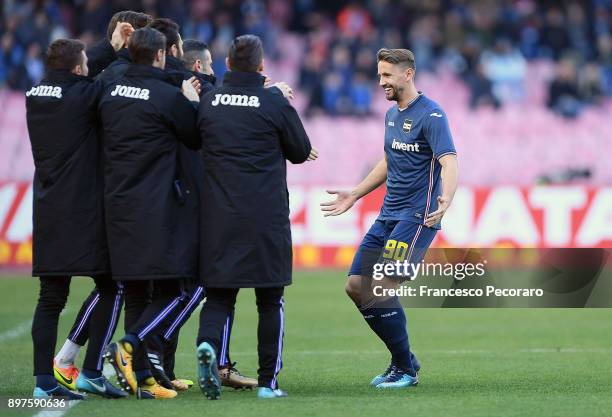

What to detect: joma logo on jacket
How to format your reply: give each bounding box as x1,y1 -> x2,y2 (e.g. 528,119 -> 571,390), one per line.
110,84 -> 150,100
211,93 -> 260,107
26,85 -> 63,99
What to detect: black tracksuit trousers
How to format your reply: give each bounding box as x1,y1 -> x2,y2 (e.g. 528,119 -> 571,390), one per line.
32,276 -> 123,375
197,286 -> 285,389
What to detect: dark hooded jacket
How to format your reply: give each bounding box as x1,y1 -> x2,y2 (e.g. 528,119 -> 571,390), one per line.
96,47 -> 132,85
98,64 -> 200,280
197,71 -> 312,288
25,45 -> 118,277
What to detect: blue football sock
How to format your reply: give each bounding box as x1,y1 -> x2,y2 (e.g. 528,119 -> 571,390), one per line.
36,374 -> 58,390
359,296 -> 416,375
80,368 -> 102,379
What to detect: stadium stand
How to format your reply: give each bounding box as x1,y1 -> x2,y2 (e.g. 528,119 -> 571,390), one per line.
1,0 -> 611,185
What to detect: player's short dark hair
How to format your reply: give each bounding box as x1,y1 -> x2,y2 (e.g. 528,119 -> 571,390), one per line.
46,39 -> 85,71
228,34 -> 263,72
148,18 -> 180,53
106,10 -> 152,41
377,48 -> 416,70
128,28 -> 166,65
182,39 -> 209,68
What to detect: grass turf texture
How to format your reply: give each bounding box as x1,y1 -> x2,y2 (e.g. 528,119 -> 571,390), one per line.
0,271 -> 611,417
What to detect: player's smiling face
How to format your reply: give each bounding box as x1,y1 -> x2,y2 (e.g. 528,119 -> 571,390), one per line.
377,60 -> 412,102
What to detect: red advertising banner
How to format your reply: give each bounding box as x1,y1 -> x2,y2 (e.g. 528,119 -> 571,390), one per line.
1,182 -> 611,268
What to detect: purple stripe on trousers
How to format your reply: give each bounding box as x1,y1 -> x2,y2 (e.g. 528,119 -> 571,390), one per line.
219,315 -> 230,366
137,297 -> 181,340
270,297 -> 285,389
69,293 -> 100,342
163,286 -> 204,340
96,284 -> 122,370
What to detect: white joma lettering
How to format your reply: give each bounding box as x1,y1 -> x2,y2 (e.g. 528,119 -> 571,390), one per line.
211,93 -> 260,107
110,84 -> 150,100
391,138 -> 420,152
25,85 -> 62,99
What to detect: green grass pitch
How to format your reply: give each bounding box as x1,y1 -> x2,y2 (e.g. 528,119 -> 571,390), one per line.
0,271 -> 611,417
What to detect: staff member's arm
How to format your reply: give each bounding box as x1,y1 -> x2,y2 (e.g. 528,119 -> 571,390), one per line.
321,155 -> 387,217
87,22 -> 134,78
165,81 -> 200,150
276,96 -> 317,163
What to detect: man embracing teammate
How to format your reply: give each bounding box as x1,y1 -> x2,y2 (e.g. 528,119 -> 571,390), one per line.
26,25 -> 133,399
195,35 -> 317,400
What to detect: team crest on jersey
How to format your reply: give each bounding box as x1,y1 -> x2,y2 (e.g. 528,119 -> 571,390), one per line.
402,119 -> 413,133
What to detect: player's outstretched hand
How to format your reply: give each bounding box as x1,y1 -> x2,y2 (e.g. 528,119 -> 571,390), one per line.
182,78 -> 200,102
424,195 -> 451,227
320,190 -> 356,217
110,22 -> 134,51
307,147 -> 319,161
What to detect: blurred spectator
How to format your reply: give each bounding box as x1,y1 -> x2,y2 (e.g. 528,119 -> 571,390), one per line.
547,59 -> 582,118
567,2 -> 592,59
408,14 -> 441,72
579,62 -> 604,105
0,0 -> 611,117
322,71 -> 347,115
349,71 -> 372,115
299,48 -> 324,115
597,34 -> 612,95
467,63 -> 501,110
480,38 -> 527,103
336,2 -> 371,38
541,8 -> 570,60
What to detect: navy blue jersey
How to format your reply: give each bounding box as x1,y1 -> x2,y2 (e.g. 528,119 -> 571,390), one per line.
379,93 -> 456,229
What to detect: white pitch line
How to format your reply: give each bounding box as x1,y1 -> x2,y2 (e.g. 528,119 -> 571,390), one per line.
0,319 -> 33,342
520,347 -> 612,354
0,309 -> 70,343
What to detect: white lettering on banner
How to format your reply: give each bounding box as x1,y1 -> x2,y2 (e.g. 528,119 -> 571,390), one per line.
5,185 -> 32,242
529,187 -> 586,246
211,94 -> 260,107
307,188 -> 360,245
439,188 -> 473,246
110,85 -> 150,100
576,189 -> 612,246
474,187 -> 539,246
3,184 -> 612,264
26,85 -> 62,99
288,187 -> 306,245
0,184 -> 18,231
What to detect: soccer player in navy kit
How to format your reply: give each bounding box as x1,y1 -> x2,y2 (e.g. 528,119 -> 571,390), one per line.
321,48 -> 458,388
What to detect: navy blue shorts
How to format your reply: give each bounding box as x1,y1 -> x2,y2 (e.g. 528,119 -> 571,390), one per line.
348,219 -> 437,277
